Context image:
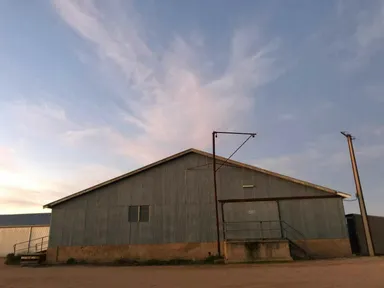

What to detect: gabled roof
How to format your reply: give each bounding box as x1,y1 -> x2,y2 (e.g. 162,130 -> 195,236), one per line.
44,148 -> 350,208
0,213 -> 51,227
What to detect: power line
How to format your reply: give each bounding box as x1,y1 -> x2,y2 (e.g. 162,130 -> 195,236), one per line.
216,135 -> 254,172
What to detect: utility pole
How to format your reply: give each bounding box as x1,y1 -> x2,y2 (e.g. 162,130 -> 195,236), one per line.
212,131 -> 256,257
341,131 -> 374,256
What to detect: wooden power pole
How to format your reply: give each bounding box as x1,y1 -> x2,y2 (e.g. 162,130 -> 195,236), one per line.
341,132 -> 374,256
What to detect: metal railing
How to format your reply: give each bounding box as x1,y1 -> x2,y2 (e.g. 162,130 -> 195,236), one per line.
223,220 -> 311,258
13,236 -> 49,255
224,220 -> 283,240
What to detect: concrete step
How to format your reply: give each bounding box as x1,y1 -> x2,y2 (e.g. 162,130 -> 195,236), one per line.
224,239 -> 293,263
20,252 -> 46,266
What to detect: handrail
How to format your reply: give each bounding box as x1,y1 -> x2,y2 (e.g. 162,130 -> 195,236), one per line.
281,221 -> 306,239
13,236 -> 49,246
223,220 -> 311,258
224,220 -> 307,239
13,236 -> 49,255
225,220 -> 281,224
280,221 -> 311,258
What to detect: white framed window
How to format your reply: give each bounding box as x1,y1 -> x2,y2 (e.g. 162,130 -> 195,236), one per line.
128,205 -> 150,222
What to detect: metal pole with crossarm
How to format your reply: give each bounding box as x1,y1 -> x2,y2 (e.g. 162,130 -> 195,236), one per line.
212,131 -> 256,257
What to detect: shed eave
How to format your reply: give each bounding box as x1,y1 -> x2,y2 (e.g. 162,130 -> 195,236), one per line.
335,192 -> 351,198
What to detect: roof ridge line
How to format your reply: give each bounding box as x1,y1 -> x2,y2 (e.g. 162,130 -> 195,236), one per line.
44,148 -> 350,208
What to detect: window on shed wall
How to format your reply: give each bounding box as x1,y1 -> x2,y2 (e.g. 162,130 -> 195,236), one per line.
128,205 -> 139,222
139,205 -> 150,222
128,205 -> 150,222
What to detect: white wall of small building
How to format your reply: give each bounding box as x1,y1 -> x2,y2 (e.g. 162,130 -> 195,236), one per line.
0,226 -> 50,256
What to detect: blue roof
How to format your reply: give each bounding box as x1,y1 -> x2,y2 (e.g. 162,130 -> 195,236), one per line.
0,213 -> 51,227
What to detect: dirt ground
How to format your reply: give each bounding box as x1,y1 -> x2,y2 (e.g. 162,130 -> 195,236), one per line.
1,257 -> 384,288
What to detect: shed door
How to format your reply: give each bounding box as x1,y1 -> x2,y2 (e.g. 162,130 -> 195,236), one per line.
224,201 -> 281,240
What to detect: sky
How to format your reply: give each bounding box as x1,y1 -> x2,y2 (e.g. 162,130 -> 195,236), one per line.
0,0 -> 383,216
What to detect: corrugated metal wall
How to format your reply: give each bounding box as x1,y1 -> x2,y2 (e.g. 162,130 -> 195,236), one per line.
49,152 -> 348,248
347,214 -> 384,255
31,226 -> 50,240
0,227 -> 30,256
224,201 -> 280,239
0,226 -> 50,256
279,198 -> 347,239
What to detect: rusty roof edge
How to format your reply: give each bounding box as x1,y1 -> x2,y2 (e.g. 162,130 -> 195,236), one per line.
44,148 -> 350,208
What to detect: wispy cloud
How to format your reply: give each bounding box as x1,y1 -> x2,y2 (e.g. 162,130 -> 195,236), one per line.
1,0 -> 383,215
278,113 -> 295,121
61,126 -> 162,163
355,2 -> 384,49
254,127 -> 384,214
332,0 -> 384,71
254,134 -> 349,182
0,147 -> 54,213
372,125 -> 384,136
0,147 -> 18,172
365,84 -> 384,103
0,186 -> 47,211
2,99 -> 74,138
53,0 -> 283,164
0,144 -> 124,213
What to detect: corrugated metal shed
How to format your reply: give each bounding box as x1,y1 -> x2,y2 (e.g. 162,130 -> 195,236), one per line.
0,213 -> 51,256
346,213 -> 384,256
0,213 -> 51,227
46,150 -> 350,250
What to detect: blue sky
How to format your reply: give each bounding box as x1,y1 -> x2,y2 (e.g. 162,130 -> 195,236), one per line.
0,0 -> 383,215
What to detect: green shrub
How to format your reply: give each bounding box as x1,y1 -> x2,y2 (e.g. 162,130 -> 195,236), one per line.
143,258 -> 193,266
66,257 -> 77,265
112,255 -> 224,267
203,254 -> 224,264
113,258 -> 195,266
113,258 -> 140,266
167,258 -> 194,265
144,259 -> 166,266
4,253 -> 21,265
